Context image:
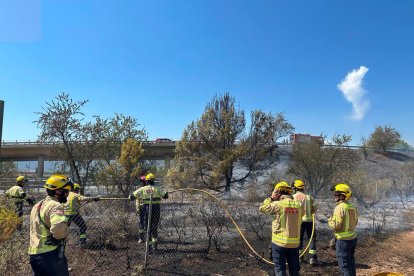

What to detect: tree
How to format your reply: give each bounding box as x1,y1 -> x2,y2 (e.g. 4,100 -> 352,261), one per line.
368,125 -> 401,153
35,93 -> 147,188
288,134 -> 360,196
167,92 -> 294,192
96,138 -> 145,197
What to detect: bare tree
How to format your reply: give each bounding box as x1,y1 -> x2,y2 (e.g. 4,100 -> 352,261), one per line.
35,93 -> 147,189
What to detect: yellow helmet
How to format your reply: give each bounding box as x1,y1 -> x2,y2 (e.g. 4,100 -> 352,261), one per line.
44,174 -> 73,191
274,181 -> 292,194
292,179 -> 305,189
16,176 -> 28,183
145,173 -> 155,181
334,183 -> 352,200
73,183 -> 81,190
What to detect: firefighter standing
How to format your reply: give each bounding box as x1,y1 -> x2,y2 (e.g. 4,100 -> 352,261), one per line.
64,183 -> 100,248
292,179 -> 319,265
135,175 -> 148,243
28,174 -> 73,276
6,176 -> 34,217
130,173 -> 168,252
259,181 -> 304,276
328,183 -> 358,276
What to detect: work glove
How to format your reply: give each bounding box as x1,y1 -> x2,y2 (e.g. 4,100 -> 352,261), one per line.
162,192 -> 169,200
129,194 -> 135,201
93,197 -> 100,202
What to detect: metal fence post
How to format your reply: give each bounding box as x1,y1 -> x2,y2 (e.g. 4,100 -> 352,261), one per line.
144,191 -> 153,269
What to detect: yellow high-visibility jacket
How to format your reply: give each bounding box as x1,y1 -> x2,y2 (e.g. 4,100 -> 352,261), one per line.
28,196 -> 68,255
132,185 -> 167,208
259,195 -> 304,248
64,192 -> 94,215
6,185 -> 26,203
293,191 -> 316,222
328,200 -> 358,240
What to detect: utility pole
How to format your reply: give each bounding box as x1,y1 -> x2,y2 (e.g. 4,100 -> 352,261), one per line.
0,100 -> 4,156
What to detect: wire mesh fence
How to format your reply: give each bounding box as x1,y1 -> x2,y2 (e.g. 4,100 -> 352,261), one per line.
1,185 -> 276,276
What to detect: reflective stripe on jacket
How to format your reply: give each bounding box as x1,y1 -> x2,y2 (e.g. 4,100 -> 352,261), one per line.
259,195 -> 303,248
28,196 -> 68,255
293,191 -> 315,222
328,201 -> 358,240
133,185 -> 166,205
6,186 -> 26,203
64,192 -> 93,215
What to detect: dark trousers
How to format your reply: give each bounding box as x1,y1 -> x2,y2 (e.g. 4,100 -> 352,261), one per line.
299,221 -> 317,258
336,238 -> 357,276
67,214 -> 87,237
30,249 -> 69,276
15,201 -> 24,217
138,206 -> 146,236
142,204 -> 161,243
271,243 -> 300,276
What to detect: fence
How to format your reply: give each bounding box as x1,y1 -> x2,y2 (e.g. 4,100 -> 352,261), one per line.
0,187 -> 277,276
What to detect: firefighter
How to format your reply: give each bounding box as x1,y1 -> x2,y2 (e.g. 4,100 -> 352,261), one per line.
64,183 -> 100,248
6,176 -> 35,217
134,175 -> 148,243
292,179 -> 319,265
130,173 -> 168,252
259,181 -> 304,276
328,183 -> 358,276
28,174 -> 73,276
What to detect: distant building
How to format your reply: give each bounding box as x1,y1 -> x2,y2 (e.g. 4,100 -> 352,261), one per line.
290,134 -> 324,145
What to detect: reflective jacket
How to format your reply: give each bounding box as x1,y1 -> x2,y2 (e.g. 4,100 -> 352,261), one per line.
64,192 -> 94,215
6,185 -> 26,203
259,195 -> 304,248
28,196 -> 68,255
293,191 -> 316,222
133,185 -> 167,206
328,201 -> 358,240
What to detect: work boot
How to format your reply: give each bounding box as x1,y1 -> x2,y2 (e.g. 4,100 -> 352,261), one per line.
299,255 -> 305,263
329,238 -> 336,250
138,238 -> 144,244
309,257 -> 320,266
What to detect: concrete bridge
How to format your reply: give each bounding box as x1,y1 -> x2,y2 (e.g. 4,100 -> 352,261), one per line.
0,141 -> 176,177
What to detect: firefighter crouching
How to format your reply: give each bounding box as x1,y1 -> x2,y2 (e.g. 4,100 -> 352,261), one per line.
328,183 -> 358,276
28,174 -> 73,276
130,173 -> 168,252
259,181 -> 304,276
6,176 -> 35,217
292,179 -> 319,265
64,183 -> 100,248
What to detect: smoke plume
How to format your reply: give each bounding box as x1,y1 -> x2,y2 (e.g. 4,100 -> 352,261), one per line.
337,66 -> 370,120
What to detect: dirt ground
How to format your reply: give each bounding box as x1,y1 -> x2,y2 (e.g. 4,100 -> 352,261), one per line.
140,226 -> 414,276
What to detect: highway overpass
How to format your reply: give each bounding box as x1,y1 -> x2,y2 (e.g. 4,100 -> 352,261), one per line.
0,141 -> 176,177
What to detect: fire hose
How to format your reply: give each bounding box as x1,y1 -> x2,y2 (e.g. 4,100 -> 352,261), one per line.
88,188 -> 315,266
170,188 -> 315,265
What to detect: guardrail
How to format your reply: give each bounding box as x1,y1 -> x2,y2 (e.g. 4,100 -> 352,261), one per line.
1,140 -> 176,146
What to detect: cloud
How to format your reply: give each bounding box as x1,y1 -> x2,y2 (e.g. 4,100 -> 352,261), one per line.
337,66 -> 370,121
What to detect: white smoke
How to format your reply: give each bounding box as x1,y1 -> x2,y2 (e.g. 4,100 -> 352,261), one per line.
337,66 -> 370,120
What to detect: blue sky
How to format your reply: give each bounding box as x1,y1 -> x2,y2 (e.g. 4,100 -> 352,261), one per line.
1,0 -> 413,145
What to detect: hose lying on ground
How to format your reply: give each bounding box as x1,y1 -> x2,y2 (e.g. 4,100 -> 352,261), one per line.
86,189 -> 315,266
170,188 -> 315,265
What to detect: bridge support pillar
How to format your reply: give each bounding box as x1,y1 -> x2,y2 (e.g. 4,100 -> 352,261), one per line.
37,155 -> 45,178
164,158 -> 171,170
